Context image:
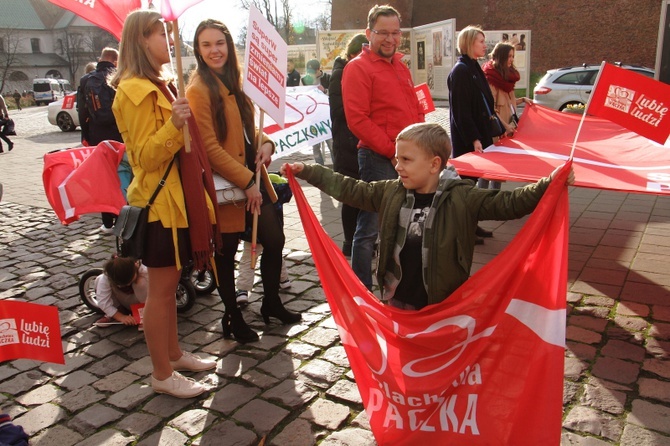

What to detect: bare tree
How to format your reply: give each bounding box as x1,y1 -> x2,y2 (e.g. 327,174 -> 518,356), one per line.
0,29 -> 25,93
61,29 -> 115,82
239,0 -> 294,43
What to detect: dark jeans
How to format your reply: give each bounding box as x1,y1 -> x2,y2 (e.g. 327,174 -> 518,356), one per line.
352,148 -> 397,289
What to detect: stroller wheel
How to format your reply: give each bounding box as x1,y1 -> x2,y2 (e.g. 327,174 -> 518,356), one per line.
79,268 -> 105,315
176,278 -> 196,313
190,268 -> 217,295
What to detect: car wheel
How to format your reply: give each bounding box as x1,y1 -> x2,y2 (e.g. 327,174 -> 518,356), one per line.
56,112 -> 76,132
559,101 -> 584,112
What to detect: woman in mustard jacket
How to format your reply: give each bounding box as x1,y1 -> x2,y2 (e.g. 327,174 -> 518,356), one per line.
111,10 -> 218,398
186,19 -> 300,342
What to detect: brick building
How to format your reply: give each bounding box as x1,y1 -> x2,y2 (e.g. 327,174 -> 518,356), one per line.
331,0 -> 661,75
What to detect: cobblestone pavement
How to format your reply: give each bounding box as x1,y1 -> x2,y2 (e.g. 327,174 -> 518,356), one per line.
1,106 -> 669,445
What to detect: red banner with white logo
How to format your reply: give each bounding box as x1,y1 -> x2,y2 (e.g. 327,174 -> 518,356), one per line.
47,0 -> 140,41
0,301 -> 64,364
286,162 -> 570,444
588,63 -> 670,145
451,105 -> 670,195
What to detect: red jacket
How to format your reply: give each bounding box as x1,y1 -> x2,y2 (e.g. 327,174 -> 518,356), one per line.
342,46 -> 424,159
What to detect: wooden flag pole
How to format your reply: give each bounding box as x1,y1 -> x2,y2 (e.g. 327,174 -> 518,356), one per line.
250,111 -> 265,269
171,18 -> 191,153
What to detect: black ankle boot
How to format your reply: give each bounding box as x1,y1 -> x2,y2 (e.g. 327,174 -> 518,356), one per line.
261,294 -> 301,325
222,309 -> 259,343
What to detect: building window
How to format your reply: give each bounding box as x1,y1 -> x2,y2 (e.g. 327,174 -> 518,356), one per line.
9,71 -> 28,81
0,38 -> 4,53
57,39 -> 64,54
31,38 -> 41,53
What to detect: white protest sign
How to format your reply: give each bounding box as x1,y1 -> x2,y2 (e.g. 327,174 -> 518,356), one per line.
243,5 -> 287,127
262,86 -> 332,158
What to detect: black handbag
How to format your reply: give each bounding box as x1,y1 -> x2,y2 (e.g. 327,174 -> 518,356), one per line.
113,159 -> 174,259
481,92 -> 505,138
2,118 -> 16,136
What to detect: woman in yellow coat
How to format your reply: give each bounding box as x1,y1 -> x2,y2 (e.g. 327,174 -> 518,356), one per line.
111,10 -> 219,398
186,19 -> 300,342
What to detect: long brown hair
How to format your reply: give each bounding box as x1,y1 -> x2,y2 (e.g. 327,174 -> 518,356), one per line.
111,10 -> 172,88
190,19 -> 254,143
490,42 -> 516,81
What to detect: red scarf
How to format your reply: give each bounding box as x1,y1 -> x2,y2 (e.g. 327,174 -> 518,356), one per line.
483,60 -> 520,93
157,83 -> 222,270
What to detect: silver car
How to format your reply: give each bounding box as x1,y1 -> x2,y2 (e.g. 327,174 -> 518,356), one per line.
533,64 -> 654,111
47,93 -> 80,132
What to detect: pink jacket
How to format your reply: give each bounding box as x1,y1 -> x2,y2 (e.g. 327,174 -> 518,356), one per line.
342,46 -> 424,159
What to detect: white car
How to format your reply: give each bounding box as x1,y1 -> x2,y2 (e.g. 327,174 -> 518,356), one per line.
47,93 -> 80,132
533,64 -> 654,111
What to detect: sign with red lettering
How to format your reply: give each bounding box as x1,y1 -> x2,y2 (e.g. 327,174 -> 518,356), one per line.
415,83 -> 435,114
0,301 -> 64,364
243,5 -> 287,127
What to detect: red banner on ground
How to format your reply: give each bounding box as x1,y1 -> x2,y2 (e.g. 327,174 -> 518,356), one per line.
286,162 -> 570,445
588,63 -> 670,145
450,105 -> 670,195
0,301 -> 64,365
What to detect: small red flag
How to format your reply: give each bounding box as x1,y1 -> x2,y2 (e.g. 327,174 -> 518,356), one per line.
588,62 -> 670,144
0,301 -> 64,364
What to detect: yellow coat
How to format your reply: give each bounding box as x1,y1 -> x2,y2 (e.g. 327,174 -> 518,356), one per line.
186,73 -> 274,233
112,77 -> 217,266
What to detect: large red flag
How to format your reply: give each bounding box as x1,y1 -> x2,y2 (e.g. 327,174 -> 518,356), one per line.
160,0 -> 205,21
588,63 -> 670,145
286,162 -> 570,445
42,141 -> 127,225
450,105 -> 670,195
47,0 -> 141,40
0,301 -> 64,365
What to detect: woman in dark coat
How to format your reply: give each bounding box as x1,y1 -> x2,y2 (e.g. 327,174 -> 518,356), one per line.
329,33 -> 368,257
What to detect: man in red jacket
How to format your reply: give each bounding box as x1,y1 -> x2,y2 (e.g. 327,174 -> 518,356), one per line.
342,4 -> 424,290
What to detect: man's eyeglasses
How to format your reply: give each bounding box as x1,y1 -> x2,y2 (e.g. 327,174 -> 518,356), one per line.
371,29 -> 402,39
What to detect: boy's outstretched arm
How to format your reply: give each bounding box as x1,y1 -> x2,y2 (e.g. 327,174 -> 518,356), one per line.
549,163 -> 576,186
280,162 -> 305,176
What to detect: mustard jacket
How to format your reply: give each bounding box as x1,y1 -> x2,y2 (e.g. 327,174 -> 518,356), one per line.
112,78 -> 216,264
186,73 -> 274,233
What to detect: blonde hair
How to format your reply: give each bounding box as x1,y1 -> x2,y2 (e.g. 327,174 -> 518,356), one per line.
396,123 -> 452,168
457,25 -> 485,57
111,10 -> 172,88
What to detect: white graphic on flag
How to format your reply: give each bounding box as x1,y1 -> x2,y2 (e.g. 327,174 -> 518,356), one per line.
0,319 -> 20,346
604,85 -> 635,113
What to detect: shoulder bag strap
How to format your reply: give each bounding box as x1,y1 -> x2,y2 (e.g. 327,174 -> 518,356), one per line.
146,158 -> 175,208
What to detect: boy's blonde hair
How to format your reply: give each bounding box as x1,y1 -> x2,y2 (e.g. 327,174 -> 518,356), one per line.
457,25 -> 485,57
396,122 -> 452,168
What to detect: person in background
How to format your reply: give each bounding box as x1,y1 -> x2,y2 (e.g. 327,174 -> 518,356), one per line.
448,25 -> 496,242
302,58 -> 332,165
286,59 -> 301,87
111,9 -> 219,399
342,4 -> 424,290
78,47 -> 125,234
329,33 -> 367,257
0,95 -> 14,153
12,90 -> 21,111
282,122 -> 574,310
84,62 -> 97,74
187,19 -> 300,341
94,256 -> 147,329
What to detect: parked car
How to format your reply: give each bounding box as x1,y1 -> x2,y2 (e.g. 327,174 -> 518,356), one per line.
33,78 -> 72,106
533,63 -> 655,111
47,93 -> 80,132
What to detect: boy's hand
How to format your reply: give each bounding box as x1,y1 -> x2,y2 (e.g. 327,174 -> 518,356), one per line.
280,162 -> 305,176
113,312 -> 138,326
550,164 -> 575,186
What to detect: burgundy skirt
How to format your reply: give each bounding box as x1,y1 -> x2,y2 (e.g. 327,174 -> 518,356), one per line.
141,221 -> 191,268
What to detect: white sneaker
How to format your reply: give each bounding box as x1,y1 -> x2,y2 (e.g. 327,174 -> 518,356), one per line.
99,224 -> 115,235
170,351 -> 216,372
236,290 -> 249,305
280,279 -> 292,289
151,371 -> 206,398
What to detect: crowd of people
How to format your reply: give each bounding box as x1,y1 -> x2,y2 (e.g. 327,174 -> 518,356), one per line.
67,5 -> 572,400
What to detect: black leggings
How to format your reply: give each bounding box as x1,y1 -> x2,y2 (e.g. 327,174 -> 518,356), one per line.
215,201 -> 285,306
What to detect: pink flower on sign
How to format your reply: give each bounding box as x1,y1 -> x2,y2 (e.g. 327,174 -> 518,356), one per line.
160,0 -> 205,21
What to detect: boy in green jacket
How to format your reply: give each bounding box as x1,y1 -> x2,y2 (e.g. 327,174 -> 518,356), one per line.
281,122 -> 574,310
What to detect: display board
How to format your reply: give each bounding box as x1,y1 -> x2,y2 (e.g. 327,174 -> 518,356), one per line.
316,29 -> 412,72
412,19 -> 456,100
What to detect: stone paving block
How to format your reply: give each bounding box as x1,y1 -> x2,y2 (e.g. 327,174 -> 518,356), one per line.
298,359 -> 346,389
142,393 -> 194,418
0,370 -> 48,395
617,302 -> 650,317
300,398 -> 351,430
107,383 -> 154,410
326,380 -> 363,406
204,382 -> 260,415
285,341 -> 321,360
566,341 -> 598,362
257,351 -> 300,380
54,370 -> 98,391
301,327 -> 341,348
565,357 -> 589,380
613,316 -> 649,333
0,365 -> 20,382
563,406 -> 623,441
592,357 -> 640,385
198,420 -> 257,446
233,399 -> 290,435
567,326 -> 602,345
69,403 -> 124,434
581,381 -> 626,415
262,379 -> 319,410
564,381 -> 582,406
29,425 -> 84,446
136,426 -> 186,446
627,399 -> 670,435
122,355 -> 152,376
116,412 -> 162,437
645,338 -> 670,359
216,353 -> 260,379
649,322 -> 670,340
55,385 -> 105,413
322,346 -> 350,367
320,427 -> 377,446
601,339 -> 646,362
560,431 -> 613,445
642,358 -> 670,380
620,424 -> 670,446
40,353 -> 95,377
638,377 -> 670,404
270,418 -> 318,446
92,370 -> 140,393
653,305 -> 670,322
240,369 -> 280,390
569,315 -> 609,332
573,306 -> 612,319
169,409 -> 213,437
15,383 -> 64,406
13,403 -> 67,436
